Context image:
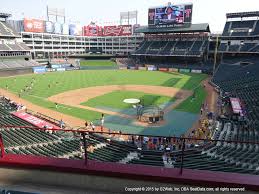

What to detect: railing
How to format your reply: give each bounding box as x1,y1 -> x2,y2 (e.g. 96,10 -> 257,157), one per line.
1,124 -> 259,176
25,109 -> 72,130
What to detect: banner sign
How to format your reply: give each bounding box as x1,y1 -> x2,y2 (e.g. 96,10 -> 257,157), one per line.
179,69 -> 190,73
51,64 -> 62,68
12,112 -> 60,130
24,18 -> 44,33
159,68 -> 168,72
103,25 -> 132,36
147,66 -> 157,71
65,67 -> 80,71
46,68 -> 56,72
169,68 -> 178,72
191,69 -> 202,73
230,98 -> 243,116
83,25 -> 102,36
138,67 -> 147,70
33,66 -> 46,74
56,68 -> 66,72
45,21 -> 54,33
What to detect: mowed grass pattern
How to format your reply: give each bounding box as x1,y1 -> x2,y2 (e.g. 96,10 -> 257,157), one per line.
0,70 -> 207,120
81,90 -> 175,109
175,85 -> 207,113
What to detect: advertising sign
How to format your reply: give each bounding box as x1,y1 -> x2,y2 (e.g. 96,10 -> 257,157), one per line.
24,18 -> 44,33
83,24 -> 102,36
147,66 -> 157,71
138,67 -> 147,70
103,25 -> 132,36
230,98 -> 243,116
179,69 -> 190,73
62,23 -> 69,35
69,24 -> 77,35
45,21 -> 54,33
76,24 -> 82,36
169,68 -> 178,72
54,22 -> 62,34
159,68 -> 168,72
56,68 -> 66,72
191,69 -> 202,73
12,112 -> 60,130
51,64 -> 62,68
33,66 -> 46,74
65,67 -> 80,71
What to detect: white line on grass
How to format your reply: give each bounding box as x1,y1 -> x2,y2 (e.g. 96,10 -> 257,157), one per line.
57,105 -> 72,110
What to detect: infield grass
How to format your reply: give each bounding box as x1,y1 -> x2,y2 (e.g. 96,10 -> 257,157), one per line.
81,90 -> 175,109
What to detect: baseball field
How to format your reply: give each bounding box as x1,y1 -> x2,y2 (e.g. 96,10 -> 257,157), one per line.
0,62 -> 208,135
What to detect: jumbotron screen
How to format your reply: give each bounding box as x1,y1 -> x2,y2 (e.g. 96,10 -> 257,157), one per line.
148,3 -> 193,27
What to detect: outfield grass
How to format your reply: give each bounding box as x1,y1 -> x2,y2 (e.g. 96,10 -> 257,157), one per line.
175,85 -> 207,113
80,60 -> 117,66
0,70 -> 207,120
81,90 -> 175,109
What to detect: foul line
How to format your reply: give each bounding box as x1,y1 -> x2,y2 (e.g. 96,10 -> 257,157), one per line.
15,93 -> 72,111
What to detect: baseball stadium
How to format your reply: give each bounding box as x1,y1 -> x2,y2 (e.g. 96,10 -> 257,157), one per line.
0,0 -> 259,193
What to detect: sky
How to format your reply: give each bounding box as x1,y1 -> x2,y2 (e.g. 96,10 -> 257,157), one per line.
1,0 -> 259,33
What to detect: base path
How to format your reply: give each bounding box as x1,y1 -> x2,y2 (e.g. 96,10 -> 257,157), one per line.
48,85 -> 192,117
0,89 -> 86,127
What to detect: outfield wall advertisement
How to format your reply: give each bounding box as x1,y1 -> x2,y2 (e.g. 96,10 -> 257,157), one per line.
56,68 -> 66,72
179,69 -> 190,73
191,69 -> 202,73
33,66 -> 46,74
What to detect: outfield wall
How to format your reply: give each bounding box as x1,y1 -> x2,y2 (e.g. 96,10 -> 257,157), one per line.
120,66 -> 204,74
80,66 -> 118,70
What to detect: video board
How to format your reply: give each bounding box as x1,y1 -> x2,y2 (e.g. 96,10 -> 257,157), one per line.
148,3 -> 193,27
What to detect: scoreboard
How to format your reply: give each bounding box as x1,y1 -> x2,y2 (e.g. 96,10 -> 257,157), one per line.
148,3 -> 193,28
